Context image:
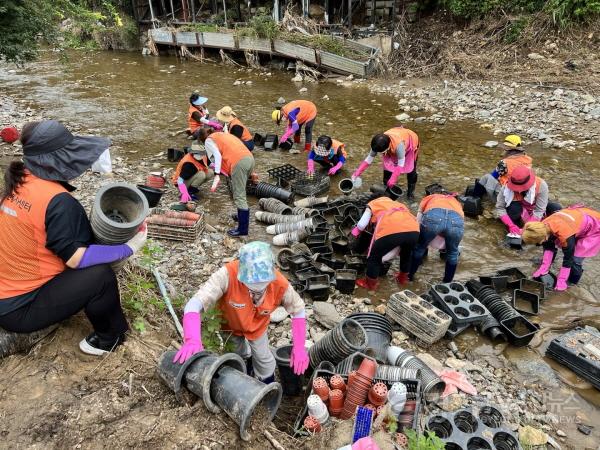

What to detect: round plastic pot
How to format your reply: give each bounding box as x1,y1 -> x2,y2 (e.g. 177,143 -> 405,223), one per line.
308,318 -> 368,368
91,182 -> 149,245
312,377 -> 330,402
209,365 -> 282,441
259,197 -> 292,215
273,344 -> 304,396
304,415 -> 321,433
254,182 -> 294,204
386,185 -> 403,200
156,350 -> 210,401
136,184 -> 165,208
338,178 -> 354,194
398,353 -> 445,402
368,382 -> 388,406
347,313 -> 393,363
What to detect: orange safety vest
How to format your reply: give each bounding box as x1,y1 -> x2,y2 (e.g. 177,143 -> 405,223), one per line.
188,105 -> 206,132
368,197 -> 419,240
229,117 -> 252,142
282,100 -> 317,125
420,194 -> 464,218
209,132 -> 252,176
384,127 -> 420,159
171,153 -> 209,185
498,154 -> 533,186
512,176 -> 542,202
0,174 -> 68,298
544,207 -> 600,247
219,260 -> 289,339
331,139 -> 348,159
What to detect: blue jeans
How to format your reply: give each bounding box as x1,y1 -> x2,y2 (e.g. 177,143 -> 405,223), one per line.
413,208 -> 464,265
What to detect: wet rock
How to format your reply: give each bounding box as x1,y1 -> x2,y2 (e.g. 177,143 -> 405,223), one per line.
483,140 -> 499,148
277,97 -> 286,104
312,302 -> 342,329
528,53 -> 545,60
233,80 -> 242,86
556,429 -> 566,437
299,87 -> 308,93
270,306 -> 288,323
291,74 -> 303,82
439,394 -> 465,412
374,304 -> 386,314
395,113 -> 410,121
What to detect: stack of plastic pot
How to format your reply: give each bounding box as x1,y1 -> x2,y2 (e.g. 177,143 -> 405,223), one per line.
388,382 -> 408,415
335,351 -> 421,383
387,346 -> 445,402
307,394 -> 329,425
252,182 -> 294,204
273,344 -> 304,396
309,318 -> 368,368
328,389 -> 344,417
341,357 -> 377,419
347,313 -> 393,363
255,212 -> 306,224
258,197 -> 293,215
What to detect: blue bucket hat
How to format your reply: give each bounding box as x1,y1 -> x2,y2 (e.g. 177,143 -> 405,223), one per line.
238,241 -> 275,284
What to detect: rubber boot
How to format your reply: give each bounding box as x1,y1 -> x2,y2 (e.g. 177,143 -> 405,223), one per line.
231,211 -> 238,222
293,134 -> 301,144
356,276 -> 379,290
443,262 -> 458,283
261,374 -> 275,384
568,267 -> 583,285
472,180 -> 486,198
395,272 -> 409,286
406,183 -> 417,201
304,143 -> 312,152
228,208 -> 249,237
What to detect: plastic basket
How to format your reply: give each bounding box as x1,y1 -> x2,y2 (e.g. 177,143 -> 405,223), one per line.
147,209 -> 204,242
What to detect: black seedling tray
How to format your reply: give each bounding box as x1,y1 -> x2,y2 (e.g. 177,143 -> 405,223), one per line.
267,164 -> 302,186
496,268 -> 526,289
290,172 -> 331,196
500,316 -> 538,347
512,289 -> 539,315
520,278 -> 546,300
546,327 -> 600,382
430,282 -> 490,325
445,321 -> 471,339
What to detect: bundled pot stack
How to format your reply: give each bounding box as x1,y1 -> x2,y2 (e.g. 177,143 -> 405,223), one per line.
387,346 -> 445,402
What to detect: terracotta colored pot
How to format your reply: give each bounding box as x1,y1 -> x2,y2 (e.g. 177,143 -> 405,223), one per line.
368,382 -> 388,406
402,400 -> 416,413
146,173 -> 166,189
304,415 -> 322,433
328,389 -> 344,409
330,374 -> 346,392
357,357 -> 377,379
396,432 -> 408,447
312,377 -> 330,402
348,370 -> 357,386
376,405 -> 384,417
364,403 -> 377,413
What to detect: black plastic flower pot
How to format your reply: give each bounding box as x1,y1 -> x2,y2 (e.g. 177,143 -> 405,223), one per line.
355,230 -> 373,254
512,289 -> 540,315
253,132 -> 266,146
308,318 -> 368,368
318,255 -> 346,270
533,272 -> 556,291
167,147 -> 186,162
339,178 -> 354,194
345,255 -> 367,272
279,138 -> 293,151
457,195 -> 483,218
479,275 -> 508,292
504,234 -> 523,250
520,278 -> 546,300
386,185 -> 403,200
287,254 -> 312,273
331,236 -> 349,253
425,183 -> 445,196
273,345 -> 304,396
500,316 -> 539,347
264,134 -> 278,151
136,184 -> 165,208
306,274 -> 331,301
157,350 -> 210,401
335,269 -> 357,294
496,267 -> 527,290
253,182 -> 294,204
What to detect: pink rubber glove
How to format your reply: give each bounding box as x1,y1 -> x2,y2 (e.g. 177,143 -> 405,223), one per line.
528,216 -> 542,222
352,161 -> 370,179
173,312 -> 204,364
280,127 -> 294,143
500,214 -> 521,235
351,226 -> 361,237
207,121 -> 223,131
290,317 -> 309,375
178,181 -> 192,203
328,162 -> 343,176
210,174 -> 220,192
533,250 -> 554,278
435,369 -> 477,398
555,266 -> 571,291
386,166 -> 402,188
307,159 -> 315,175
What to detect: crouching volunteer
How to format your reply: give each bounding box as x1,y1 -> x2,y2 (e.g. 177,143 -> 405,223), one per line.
495,166 -> 561,235
186,93 -> 222,139
196,128 -> 255,237
523,206 -> 600,291
172,143 -> 214,202
0,121 -> 147,355
307,135 -> 347,176
351,196 -> 419,290
272,100 -> 317,152
173,241 -> 309,381
410,191 -> 464,283
352,126 -> 420,200
216,106 -> 254,151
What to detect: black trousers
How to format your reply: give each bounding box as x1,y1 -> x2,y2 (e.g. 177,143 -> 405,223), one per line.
367,232 -> 420,278
0,265 -> 128,342
383,159 -> 418,186
506,201 -> 563,226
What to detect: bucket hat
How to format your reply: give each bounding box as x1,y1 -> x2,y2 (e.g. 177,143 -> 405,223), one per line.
216,106 -> 237,123
238,241 -> 276,284
507,166 -> 535,192
23,120 -> 110,181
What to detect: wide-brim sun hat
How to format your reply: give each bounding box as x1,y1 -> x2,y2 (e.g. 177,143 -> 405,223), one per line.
507,165 -> 535,192
238,241 -> 276,284
216,106 -> 236,123
23,120 -> 110,181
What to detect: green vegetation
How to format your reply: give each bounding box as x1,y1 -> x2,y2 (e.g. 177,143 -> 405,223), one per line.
404,429 -> 446,450
179,23 -> 219,33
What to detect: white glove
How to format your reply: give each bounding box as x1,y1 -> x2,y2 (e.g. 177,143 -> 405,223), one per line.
210,174 -> 221,192
126,225 -> 147,253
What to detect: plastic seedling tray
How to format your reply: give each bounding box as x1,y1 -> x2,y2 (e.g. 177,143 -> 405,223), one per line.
430,282 -> 490,325
445,321 -> 471,339
500,316 -> 538,347
291,172 -> 331,196
546,327 -> 600,385
512,289 -> 539,315
267,164 -> 302,186
479,275 -> 509,292
352,406 -> 374,443
520,278 -> 546,300
496,268 -> 527,289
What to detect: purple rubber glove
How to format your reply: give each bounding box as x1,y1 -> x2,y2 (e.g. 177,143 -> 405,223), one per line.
500,214 -> 522,235
533,250 -> 554,278
351,226 -> 361,238
386,166 -> 402,188
77,244 -> 133,269
328,162 -> 343,176
307,158 -> 315,175
207,121 -> 223,131
290,317 -> 309,375
555,267 -> 571,291
173,312 -> 204,364
352,161 -> 370,180
178,181 -> 192,203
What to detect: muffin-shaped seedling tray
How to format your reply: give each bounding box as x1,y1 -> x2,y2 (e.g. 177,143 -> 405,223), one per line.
425,406 -> 522,450
519,278 -> 546,300
496,268 -> 526,289
512,289 -> 539,315
430,282 -> 490,325
445,321 -> 471,339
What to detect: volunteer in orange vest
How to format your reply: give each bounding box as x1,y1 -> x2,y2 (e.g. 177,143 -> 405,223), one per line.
409,188 -> 465,283
272,100 -> 317,152
171,143 -> 214,202
186,93 -> 223,139
352,126 -> 420,200
196,128 -> 255,237
523,206 -> 600,290
173,241 -> 309,382
474,135 -> 532,201
495,166 -> 561,235
350,196 -> 420,290
307,135 -> 347,176
216,106 -> 254,151
0,121 -> 147,356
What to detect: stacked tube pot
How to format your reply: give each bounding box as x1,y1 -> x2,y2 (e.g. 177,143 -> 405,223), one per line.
387,346 -> 445,402
308,318 -> 368,368
347,313 -> 394,363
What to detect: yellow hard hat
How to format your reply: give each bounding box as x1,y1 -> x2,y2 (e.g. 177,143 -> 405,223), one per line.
271,110 -> 281,123
504,135 -> 522,147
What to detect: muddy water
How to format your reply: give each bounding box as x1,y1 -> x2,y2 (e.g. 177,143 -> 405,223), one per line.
2,50 -> 600,433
